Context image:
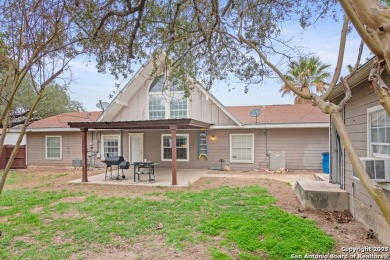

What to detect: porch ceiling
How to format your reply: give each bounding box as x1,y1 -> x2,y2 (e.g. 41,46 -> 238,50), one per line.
68,118 -> 213,130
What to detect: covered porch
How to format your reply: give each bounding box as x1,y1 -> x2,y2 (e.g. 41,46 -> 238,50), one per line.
68,119 -> 212,185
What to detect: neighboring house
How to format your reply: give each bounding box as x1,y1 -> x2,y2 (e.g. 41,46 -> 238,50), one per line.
329,60 -> 390,245
9,112 -> 101,166
1,128 -> 26,146
10,56 -> 329,171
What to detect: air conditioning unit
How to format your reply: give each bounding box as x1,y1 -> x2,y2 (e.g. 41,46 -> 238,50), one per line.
269,151 -> 285,170
352,157 -> 390,182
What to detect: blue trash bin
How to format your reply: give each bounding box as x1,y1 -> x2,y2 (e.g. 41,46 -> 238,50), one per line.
322,152 -> 329,174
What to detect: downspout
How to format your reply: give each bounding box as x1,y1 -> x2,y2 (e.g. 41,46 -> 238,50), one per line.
343,108 -> 346,190
329,116 -> 333,183
120,130 -> 124,156
257,127 -> 269,170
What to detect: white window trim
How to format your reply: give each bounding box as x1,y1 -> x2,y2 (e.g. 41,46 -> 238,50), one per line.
230,133 -> 255,163
101,135 -> 121,160
161,134 -> 189,162
147,88 -> 189,120
148,92 -> 167,120
169,95 -> 189,119
367,105 -> 390,159
45,136 -> 62,160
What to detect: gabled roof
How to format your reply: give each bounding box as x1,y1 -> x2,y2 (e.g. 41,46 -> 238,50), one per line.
226,104 -> 329,126
97,54 -> 163,122
11,112 -> 101,132
194,85 -> 242,127
97,52 -> 243,127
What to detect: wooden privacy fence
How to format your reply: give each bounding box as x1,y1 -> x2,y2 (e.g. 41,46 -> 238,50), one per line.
0,145 -> 27,169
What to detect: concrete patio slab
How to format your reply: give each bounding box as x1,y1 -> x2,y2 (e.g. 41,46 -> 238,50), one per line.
207,172 -> 317,185
69,168 -> 209,187
70,168 -> 318,187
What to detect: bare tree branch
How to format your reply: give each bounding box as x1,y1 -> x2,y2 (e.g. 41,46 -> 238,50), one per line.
322,15 -> 349,100
338,77 -> 352,109
238,35 -> 311,100
350,39 -> 365,75
93,0 -> 146,37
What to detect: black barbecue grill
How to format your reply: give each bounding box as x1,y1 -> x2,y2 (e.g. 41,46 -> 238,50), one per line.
103,155 -> 130,180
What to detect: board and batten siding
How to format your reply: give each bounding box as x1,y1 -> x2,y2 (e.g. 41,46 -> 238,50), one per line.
26,131 -> 93,166
188,88 -> 236,125
112,84 -> 149,121
111,82 -> 236,126
342,79 -> 390,214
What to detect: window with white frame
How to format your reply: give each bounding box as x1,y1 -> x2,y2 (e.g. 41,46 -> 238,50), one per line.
230,134 -> 254,163
102,135 -> 120,158
161,134 -> 189,161
46,136 -> 62,160
170,97 -> 187,119
149,95 -> 166,120
148,76 -> 188,120
368,106 -> 390,157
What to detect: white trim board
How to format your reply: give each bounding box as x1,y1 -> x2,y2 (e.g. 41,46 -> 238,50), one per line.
10,128 -> 80,133
211,123 -> 329,129
194,84 -> 243,127
98,54 -> 164,122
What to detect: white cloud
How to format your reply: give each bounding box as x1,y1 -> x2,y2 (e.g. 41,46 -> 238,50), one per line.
67,15 -> 369,110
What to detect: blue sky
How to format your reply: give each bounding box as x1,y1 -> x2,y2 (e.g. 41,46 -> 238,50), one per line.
66,15 -> 370,111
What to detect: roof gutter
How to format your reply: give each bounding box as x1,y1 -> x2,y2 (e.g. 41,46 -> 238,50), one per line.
10,128 -> 81,133
328,58 -> 373,100
211,123 -> 329,129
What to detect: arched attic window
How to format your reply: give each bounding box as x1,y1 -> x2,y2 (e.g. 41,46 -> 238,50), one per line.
148,75 -> 188,120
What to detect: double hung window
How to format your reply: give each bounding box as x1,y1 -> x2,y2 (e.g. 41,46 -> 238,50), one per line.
230,134 -> 254,163
149,76 -> 188,120
161,134 -> 189,161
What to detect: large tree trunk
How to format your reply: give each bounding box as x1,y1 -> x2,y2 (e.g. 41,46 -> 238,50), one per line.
239,16 -> 390,226
0,68 -> 64,194
0,91 -> 43,194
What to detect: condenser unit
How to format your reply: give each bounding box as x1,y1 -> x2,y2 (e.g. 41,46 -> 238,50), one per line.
352,157 -> 390,182
269,151 -> 285,170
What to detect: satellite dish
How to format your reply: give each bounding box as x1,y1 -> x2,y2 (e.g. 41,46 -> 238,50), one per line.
249,108 -> 262,124
96,100 -> 109,111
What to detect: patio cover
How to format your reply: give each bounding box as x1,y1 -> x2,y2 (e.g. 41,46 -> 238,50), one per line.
68,119 -> 213,185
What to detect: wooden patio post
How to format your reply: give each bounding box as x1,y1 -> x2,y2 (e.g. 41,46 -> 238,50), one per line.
170,125 -> 177,185
81,128 -> 88,182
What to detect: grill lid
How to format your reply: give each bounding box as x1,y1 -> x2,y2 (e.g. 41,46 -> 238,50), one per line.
103,156 -> 125,166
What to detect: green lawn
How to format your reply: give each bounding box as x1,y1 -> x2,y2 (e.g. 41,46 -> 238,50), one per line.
0,185 -> 334,259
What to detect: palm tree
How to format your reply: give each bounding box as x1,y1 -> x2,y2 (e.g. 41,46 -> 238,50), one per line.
280,56 -> 331,104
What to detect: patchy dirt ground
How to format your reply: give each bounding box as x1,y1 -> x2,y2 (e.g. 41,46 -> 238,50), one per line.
4,166 -> 387,259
